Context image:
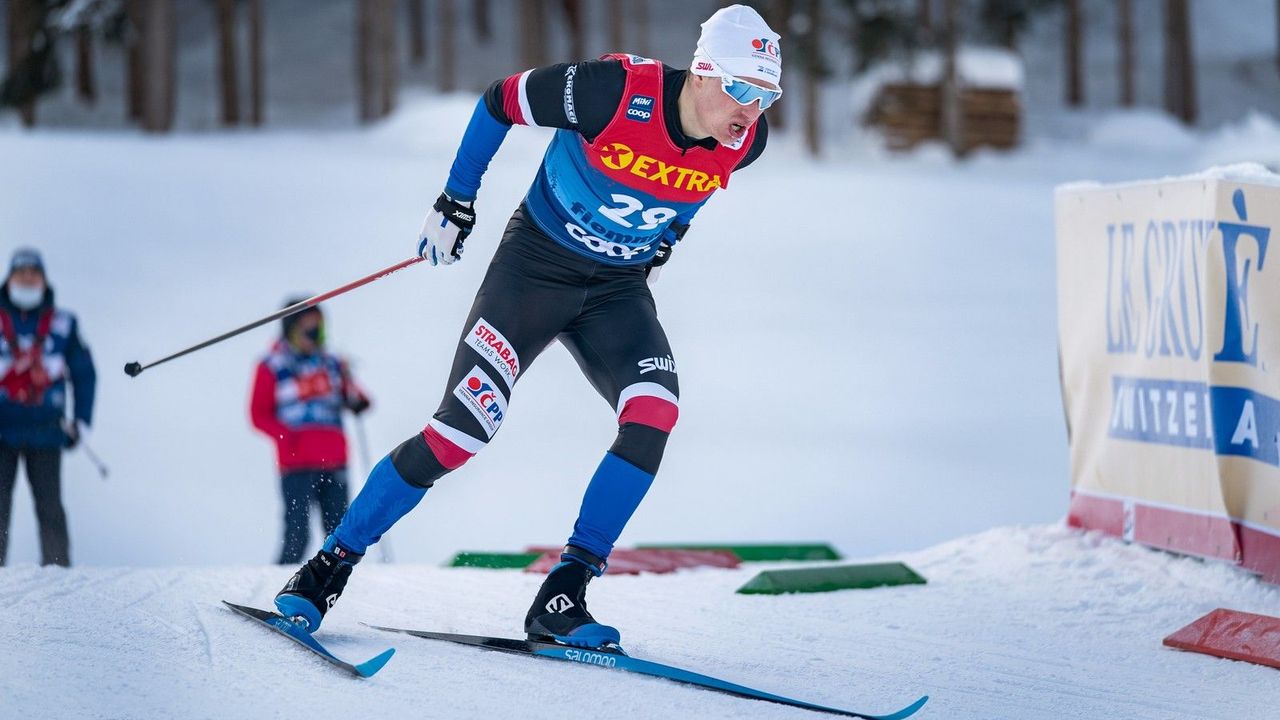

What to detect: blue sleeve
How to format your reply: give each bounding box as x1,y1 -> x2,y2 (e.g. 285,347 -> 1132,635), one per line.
65,317 -> 96,426
443,98 -> 513,203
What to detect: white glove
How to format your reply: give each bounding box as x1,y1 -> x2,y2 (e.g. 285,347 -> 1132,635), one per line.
418,192 -> 476,266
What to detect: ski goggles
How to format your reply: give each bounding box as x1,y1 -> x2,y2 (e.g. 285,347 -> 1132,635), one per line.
719,75 -> 782,110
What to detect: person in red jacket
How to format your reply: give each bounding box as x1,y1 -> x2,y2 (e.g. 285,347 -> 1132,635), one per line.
250,300 -> 370,564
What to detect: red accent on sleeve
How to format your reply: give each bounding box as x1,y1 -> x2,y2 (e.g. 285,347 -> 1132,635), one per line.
501,73 -> 526,125
422,427 -> 475,470
618,396 -> 679,433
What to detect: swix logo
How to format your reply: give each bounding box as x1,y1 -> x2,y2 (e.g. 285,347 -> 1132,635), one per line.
545,594 -> 575,613
596,142 -> 723,193
454,365 -> 507,438
695,61 -> 715,72
638,355 -> 677,375
751,37 -> 780,59
466,317 -> 520,385
626,94 -> 654,122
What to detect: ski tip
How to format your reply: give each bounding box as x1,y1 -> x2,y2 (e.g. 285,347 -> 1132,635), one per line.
355,647 -> 396,678
875,694 -> 929,720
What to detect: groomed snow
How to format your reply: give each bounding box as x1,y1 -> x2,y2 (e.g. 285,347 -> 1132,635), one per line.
2,526 -> 1277,719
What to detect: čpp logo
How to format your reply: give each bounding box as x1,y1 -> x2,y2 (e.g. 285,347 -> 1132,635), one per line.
599,142 -> 635,171
751,38 -> 780,59
466,376 -> 503,422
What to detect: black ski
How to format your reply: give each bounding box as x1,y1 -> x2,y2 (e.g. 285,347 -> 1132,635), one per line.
223,601 -> 395,678
365,624 -> 927,719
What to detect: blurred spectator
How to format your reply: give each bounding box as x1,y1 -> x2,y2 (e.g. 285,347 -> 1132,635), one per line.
251,299 -> 371,564
0,248 -> 96,567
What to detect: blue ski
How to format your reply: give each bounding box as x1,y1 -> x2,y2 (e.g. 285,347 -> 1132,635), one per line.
223,601 -> 395,678
365,625 -> 927,719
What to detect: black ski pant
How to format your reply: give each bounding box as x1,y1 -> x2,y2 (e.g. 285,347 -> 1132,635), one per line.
390,205 -> 680,488
278,468 -> 349,564
0,444 -> 69,566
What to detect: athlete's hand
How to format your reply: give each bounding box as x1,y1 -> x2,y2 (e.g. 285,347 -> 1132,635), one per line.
644,241 -> 675,287
418,193 -> 477,266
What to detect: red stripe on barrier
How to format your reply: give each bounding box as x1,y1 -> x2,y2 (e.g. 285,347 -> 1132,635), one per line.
1067,491 -> 1125,537
501,74 -> 525,125
422,427 -> 474,470
1163,608 -> 1280,670
618,396 -> 678,432
1068,491 -> 1280,584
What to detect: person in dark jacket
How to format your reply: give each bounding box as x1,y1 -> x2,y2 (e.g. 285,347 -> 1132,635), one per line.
0,248 -> 96,566
250,300 -> 371,564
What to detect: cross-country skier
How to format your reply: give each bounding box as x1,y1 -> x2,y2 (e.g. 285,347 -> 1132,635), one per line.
275,5 -> 781,649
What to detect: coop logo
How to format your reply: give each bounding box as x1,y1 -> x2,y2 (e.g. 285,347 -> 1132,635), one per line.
596,143 -> 723,192
751,37 -> 780,60
626,94 -> 654,122
454,366 -> 506,438
466,317 -> 520,385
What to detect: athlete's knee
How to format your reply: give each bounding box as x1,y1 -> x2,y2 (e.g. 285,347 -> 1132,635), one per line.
390,420 -> 487,488
612,383 -> 679,474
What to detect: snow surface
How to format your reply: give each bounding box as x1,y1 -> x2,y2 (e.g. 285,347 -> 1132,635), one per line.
4,10 -> 1280,716
2,526 -> 1278,719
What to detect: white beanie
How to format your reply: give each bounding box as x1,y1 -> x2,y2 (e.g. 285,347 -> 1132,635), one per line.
690,4 -> 782,85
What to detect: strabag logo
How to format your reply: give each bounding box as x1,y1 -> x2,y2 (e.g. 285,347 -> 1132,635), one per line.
596,142 -> 723,193
626,94 -> 654,123
466,317 -> 520,385
454,365 -> 506,438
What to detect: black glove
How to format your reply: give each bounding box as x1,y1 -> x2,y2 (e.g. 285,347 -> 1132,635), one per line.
345,394 -> 371,415
645,220 -> 688,284
62,420 -> 80,449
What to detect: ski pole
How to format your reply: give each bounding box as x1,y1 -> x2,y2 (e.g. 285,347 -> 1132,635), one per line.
353,412 -> 393,564
79,437 -> 109,481
124,256 -> 424,378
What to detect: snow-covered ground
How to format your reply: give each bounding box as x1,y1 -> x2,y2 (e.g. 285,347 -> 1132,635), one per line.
3,526 -> 1278,719
4,9 -> 1280,714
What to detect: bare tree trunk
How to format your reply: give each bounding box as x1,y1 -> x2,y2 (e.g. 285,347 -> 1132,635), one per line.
215,0 -> 239,126
1065,0 -> 1083,107
407,0 -> 426,64
520,0 -> 546,68
140,0 -> 176,132
767,0 -> 791,131
1118,0 -> 1134,106
357,0 -> 375,122
607,0 -> 624,54
249,0 -> 263,125
803,0 -> 821,157
76,26 -> 96,105
127,0 -> 145,121
379,0 -> 397,117
918,0 -> 931,33
562,0 -> 585,61
474,0 -> 492,41
439,0 -> 457,91
1275,0 -> 1279,74
1163,0 -> 1196,124
6,0 -> 38,126
632,0 -> 648,58
941,0 -> 964,155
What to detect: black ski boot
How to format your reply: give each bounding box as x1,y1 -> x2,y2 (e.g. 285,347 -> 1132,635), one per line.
524,545 -> 620,648
274,535 -> 363,633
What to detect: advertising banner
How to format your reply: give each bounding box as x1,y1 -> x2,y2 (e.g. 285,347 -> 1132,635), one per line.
1056,167 -> 1280,581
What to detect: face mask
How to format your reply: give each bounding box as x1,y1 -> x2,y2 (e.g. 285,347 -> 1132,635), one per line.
8,284 -> 43,310
304,325 -> 324,346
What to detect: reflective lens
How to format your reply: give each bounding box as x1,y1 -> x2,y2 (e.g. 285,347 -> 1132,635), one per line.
719,75 -> 781,109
